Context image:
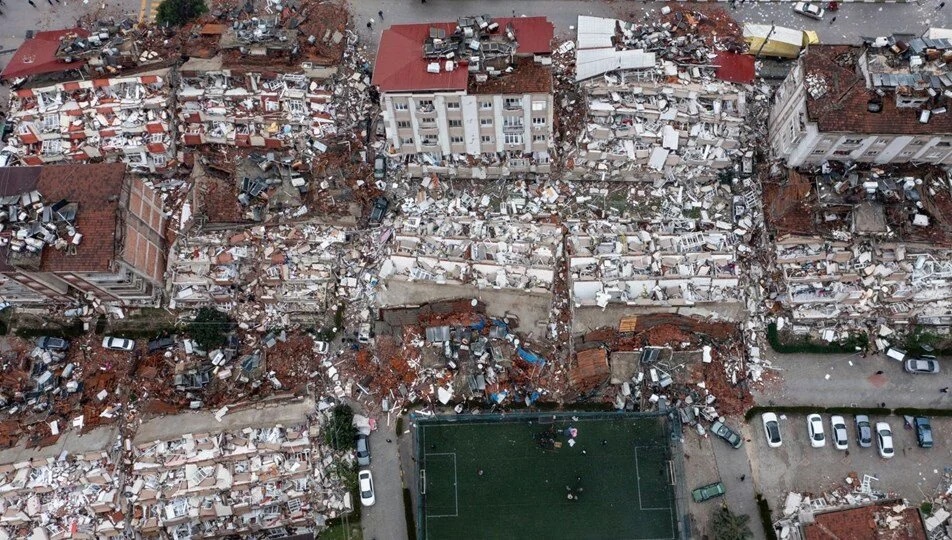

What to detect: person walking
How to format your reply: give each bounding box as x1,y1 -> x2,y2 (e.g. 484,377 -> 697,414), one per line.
829,16 -> 837,24
378,9 -> 383,19
366,21 -> 372,29
27,0 -> 37,8
941,387 -> 949,393
938,2 -> 945,9
875,370 -> 884,375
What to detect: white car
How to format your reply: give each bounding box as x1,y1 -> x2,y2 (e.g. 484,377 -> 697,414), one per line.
762,412 -> 782,448
315,341 -> 329,354
792,2 -> 825,20
358,470 -> 375,506
876,422 -> 895,459
830,415 -> 849,450
102,336 -> 135,351
807,414 -> 825,448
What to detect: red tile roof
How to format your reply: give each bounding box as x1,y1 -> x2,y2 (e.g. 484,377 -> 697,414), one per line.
0,29 -> 89,81
804,45 -> 952,135
714,51 -> 755,84
372,17 -> 554,92
803,503 -> 926,540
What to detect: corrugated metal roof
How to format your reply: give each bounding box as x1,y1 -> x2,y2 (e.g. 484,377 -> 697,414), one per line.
575,48 -> 655,82
577,15 -> 618,50
372,17 -> 554,93
425,326 -> 451,343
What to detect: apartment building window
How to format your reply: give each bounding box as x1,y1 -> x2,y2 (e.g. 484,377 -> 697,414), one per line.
150,132 -> 164,143
417,99 -> 434,111
533,135 -> 546,142
503,116 -> 523,128
151,154 -> 168,167
401,137 -> 414,145
480,101 -> 493,110
875,137 -> 889,145
833,150 -> 851,156
42,140 -> 62,155
532,117 -> 546,126
420,117 -> 436,126
394,102 -> 408,111
481,135 -> 493,143
811,149 -> 825,155
480,118 -> 493,126
937,141 -> 952,147
504,97 -> 522,110
865,151 -> 879,157
396,121 -> 411,129
451,136 -> 464,144
909,139 -> 925,146
42,115 -> 58,130
446,101 -> 460,110
532,101 -> 547,111
448,119 -> 462,128
900,150 -> 915,156
505,133 -> 523,145
843,138 -> 863,145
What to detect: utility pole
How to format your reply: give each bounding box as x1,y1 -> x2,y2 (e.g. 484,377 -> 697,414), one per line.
755,21 -> 777,59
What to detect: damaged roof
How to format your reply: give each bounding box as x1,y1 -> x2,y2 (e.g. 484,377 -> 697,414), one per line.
804,44 -> 952,135
372,17 -> 554,92
0,28 -> 89,81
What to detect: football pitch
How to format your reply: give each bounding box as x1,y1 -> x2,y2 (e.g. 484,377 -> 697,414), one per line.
415,412 -> 680,540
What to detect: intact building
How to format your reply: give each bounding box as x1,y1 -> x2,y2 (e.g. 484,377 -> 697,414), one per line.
770,39 -> 952,168
372,16 -> 555,178
0,164 -> 167,305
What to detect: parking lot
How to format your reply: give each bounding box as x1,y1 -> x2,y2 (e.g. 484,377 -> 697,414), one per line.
748,413 -> 952,518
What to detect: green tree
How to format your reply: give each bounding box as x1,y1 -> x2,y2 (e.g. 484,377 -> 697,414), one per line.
155,0 -> 208,27
187,307 -> 231,352
710,505 -> 754,540
324,405 -> 358,451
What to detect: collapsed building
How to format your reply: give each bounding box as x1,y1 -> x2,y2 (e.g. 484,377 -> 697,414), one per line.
571,15 -> 752,182
373,16 -> 555,178
0,164 -> 168,306
769,35 -> 952,168
5,70 -> 174,173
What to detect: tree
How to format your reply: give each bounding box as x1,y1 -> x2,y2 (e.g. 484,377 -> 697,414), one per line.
324,405 -> 358,451
187,307 -> 231,352
710,505 -> 753,540
155,0 -> 208,27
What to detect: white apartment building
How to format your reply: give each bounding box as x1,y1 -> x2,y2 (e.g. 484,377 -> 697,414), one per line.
372,16 -> 555,178
770,41 -> 952,168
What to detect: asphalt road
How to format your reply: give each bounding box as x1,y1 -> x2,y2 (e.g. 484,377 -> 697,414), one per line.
754,349 -> 952,408
362,415 -> 410,540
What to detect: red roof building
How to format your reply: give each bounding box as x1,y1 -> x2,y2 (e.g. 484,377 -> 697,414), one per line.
0,29 -> 89,81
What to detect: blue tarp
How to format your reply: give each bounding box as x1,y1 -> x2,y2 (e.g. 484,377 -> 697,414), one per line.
518,346 -> 546,366
490,390 -> 508,404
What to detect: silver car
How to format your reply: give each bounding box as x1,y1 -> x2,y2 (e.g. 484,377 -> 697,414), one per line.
102,336 -> 135,351
854,415 -> 872,448
904,358 -> 939,374
792,2 -> 825,19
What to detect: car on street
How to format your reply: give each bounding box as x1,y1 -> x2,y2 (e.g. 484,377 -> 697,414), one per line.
356,433 -> 371,466
762,412 -> 782,448
102,336 -> 135,351
691,481 -> 726,503
904,357 -> 940,374
711,420 -> 743,449
315,341 -> 329,354
915,416 -> 934,448
35,336 -> 69,351
807,414 -> 826,448
358,470 -> 375,506
147,336 -> 175,353
876,422 -> 895,458
792,2 -> 825,19
855,415 -> 872,448
830,415 -> 848,450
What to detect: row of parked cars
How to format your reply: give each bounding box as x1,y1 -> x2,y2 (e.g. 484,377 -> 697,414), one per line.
761,413 -> 933,457
36,335 -> 179,352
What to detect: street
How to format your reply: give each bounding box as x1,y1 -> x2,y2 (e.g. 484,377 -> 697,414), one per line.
363,416 -> 409,540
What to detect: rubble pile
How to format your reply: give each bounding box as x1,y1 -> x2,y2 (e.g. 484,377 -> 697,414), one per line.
0,189 -> 81,262
6,70 -> 174,172
128,424 -> 340,538
0,450 -> 124,538
571,15 -> 751,182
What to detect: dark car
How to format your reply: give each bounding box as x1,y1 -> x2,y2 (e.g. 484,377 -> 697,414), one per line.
373,155 -> 387,180
356,433 -> 371,466
35,336 -> 69,351
854,414 -> 872,448
147,336 -> 175,353
915,417 -> 933,448
711,420 -> 743,449
369,197 -> 389,226
692,482 -> 726,503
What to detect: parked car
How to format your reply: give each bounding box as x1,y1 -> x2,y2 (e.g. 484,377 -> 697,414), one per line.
904,358 -> 940,374
854,415 -> 872,448
691,481 -> 726,503
373,154 -> 387,180
358,470 -> 375,506
807,414 -> 826,448
35,336 -> 69,351
102,336 -> 135,351
830,415 -> 848,450
762,412 -> 782,448
876,421 -> 895,458
315,341 -> 329,354
711,420 -> 743,449
147,336 -> 175,353
915,417 -> 934,449
356,434 -> 371,466
792,2 -> 825,19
